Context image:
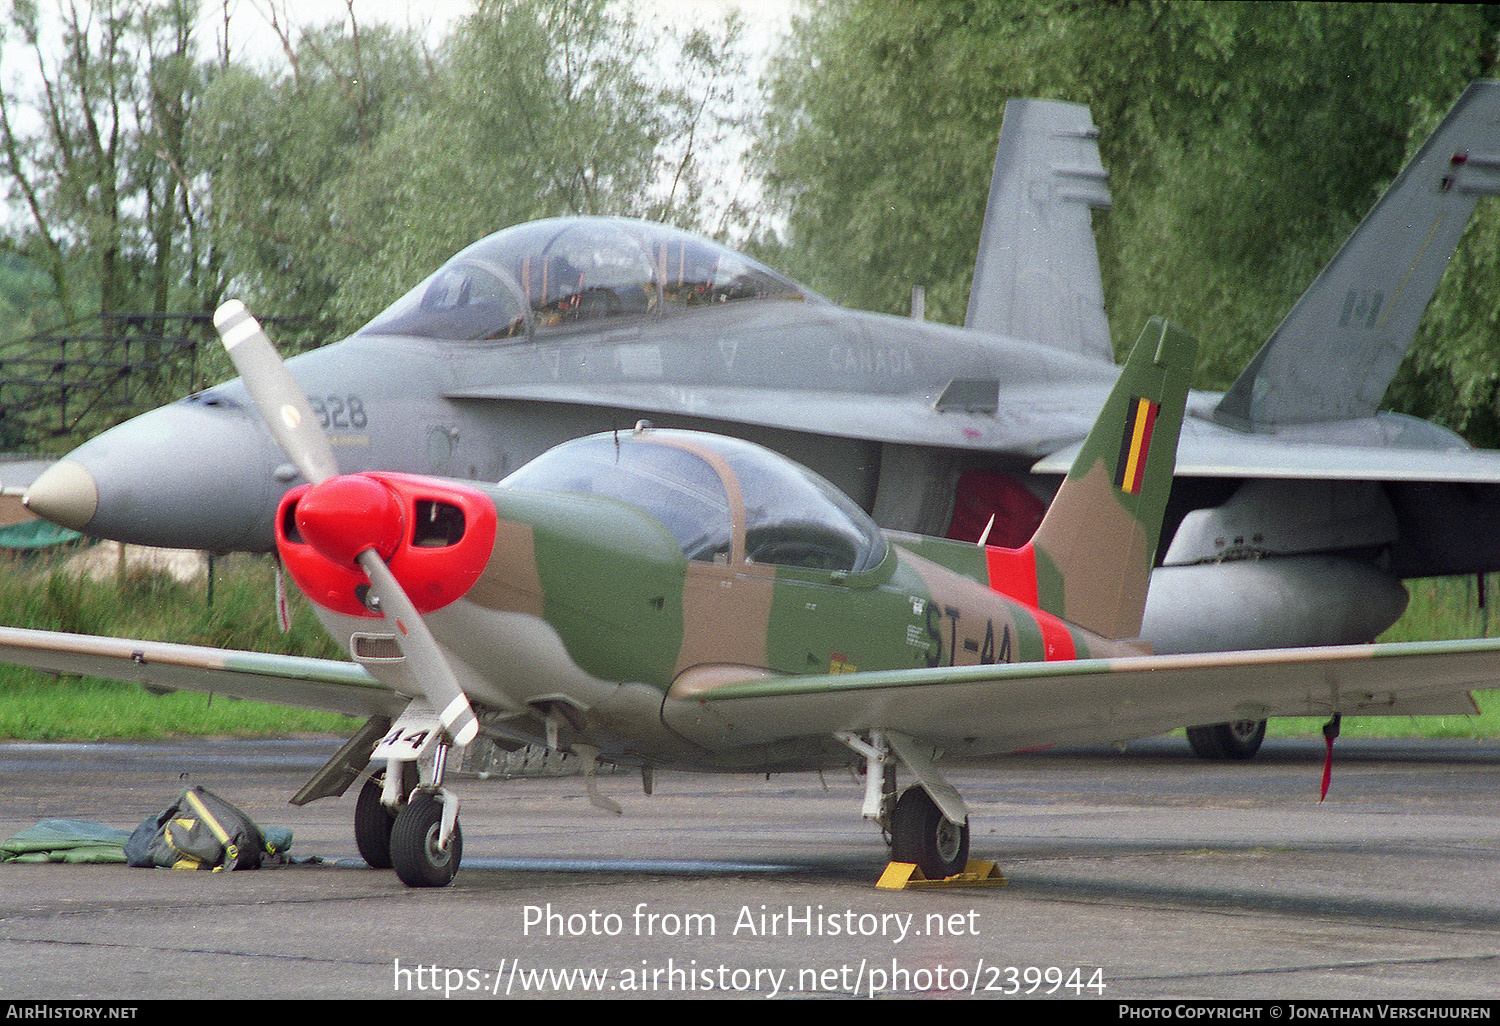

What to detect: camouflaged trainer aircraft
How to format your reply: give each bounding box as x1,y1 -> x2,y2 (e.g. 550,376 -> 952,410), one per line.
19,82 -> 1500,763
3,307 -> 1500,886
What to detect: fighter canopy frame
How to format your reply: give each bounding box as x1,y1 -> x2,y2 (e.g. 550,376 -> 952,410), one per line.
358,218 -> 808,343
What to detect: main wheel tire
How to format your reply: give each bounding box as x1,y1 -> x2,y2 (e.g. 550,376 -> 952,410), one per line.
1186,719 -> 1267,760
353,775 -> 398,869
889,786 -> 969,880
390,790 -> 462,888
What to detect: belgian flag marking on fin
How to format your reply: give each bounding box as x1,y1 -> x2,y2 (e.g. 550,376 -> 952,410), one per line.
1115,397 -> 1159,495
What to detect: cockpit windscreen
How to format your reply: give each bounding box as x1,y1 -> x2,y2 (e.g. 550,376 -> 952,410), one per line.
358,217 -> 808,342
502,434 -> 734,563
502,431 -> 887,575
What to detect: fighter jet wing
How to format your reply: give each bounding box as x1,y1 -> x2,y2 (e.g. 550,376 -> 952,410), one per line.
464,381 -> 1500,484
1167,437 -> 1500,483
0,626 -> 400,720
664,638 -> 1497,755
447,382 -> 1106,459
1034,413 -> 1500,483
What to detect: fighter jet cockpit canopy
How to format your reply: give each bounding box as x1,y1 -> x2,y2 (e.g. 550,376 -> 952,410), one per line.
357,217 -> 810,343
502,429 -> 888,575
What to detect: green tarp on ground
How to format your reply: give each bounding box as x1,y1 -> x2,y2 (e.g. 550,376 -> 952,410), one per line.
1,816 -> 294,866
0,818 -> 132,863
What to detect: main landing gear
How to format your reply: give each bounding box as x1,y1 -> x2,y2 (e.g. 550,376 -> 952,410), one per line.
1186,718 -> 1267,760
839,729 -> 971,880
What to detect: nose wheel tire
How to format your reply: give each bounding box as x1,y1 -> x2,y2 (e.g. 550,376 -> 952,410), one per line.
353,775 -> 397,869
390,790 -> 462,887
353,763 -> 417,869
889,785 -> 969,880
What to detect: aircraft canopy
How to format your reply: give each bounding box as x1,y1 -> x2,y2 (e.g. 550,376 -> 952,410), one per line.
502,430 -> 887,575
358,217 -> 807,342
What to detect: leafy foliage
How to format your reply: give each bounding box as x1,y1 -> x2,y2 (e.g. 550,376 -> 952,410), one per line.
0,0 -> 220,329
198,0 -> 754,340
0,1 -> 1498,445
194,16 -> 434,347
758,0 -> 1500,424
0,0 -> 754,405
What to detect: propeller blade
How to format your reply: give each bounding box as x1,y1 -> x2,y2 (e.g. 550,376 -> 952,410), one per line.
216,299 -> 481,748
357,550 -> 480,746
213,300 -> 340,486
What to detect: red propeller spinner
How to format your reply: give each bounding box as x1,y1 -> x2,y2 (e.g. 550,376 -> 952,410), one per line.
277,472 -> 498,619
294,474 -> 406,568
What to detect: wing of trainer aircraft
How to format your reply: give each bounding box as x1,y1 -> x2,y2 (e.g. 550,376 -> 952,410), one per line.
0,628 -> 394,719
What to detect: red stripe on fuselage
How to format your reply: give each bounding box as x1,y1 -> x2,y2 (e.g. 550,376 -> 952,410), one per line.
984,542 -> 1038,607
1035,612 -> 1077,661
982,543 -> 1076,661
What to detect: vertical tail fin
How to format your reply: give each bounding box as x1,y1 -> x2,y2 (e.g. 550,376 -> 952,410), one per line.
965,98 -> 1114,363
987,318 -> 1196,639
1216,80 -> 1500,429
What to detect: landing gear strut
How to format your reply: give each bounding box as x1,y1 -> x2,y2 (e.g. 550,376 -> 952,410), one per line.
361,714 -> 465,887
838,729 -> 971,880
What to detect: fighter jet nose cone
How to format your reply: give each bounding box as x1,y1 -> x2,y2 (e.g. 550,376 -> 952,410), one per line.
23,459 -> 99,531
34,393 -> 289,552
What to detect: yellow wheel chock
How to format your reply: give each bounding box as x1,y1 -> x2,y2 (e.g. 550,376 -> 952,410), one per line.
876,860 -> 1007,890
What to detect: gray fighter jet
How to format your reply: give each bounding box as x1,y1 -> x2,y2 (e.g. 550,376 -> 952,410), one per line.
24,82 -> 1500,755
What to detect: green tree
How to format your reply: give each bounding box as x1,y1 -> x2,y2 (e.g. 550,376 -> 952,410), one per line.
201,0 -> 755,339
758,0 -> 1497,410
0,0 -> 217,334
0,0 -> 230,443
758,1 -> 1066,323
318,0 -> 676,329
1080,2 -> 1496,388
194,9 -> 433,350
1385,7 -> 1500,447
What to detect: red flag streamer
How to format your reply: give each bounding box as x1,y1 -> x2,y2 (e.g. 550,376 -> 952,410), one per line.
1319,714 -> 1342,801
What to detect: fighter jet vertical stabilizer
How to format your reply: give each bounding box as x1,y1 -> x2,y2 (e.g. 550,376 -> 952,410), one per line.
965,98 -> 1114,363
1216,80 -> 1500,430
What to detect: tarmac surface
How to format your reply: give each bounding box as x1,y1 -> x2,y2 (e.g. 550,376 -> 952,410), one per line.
2,734 -> 1499,1000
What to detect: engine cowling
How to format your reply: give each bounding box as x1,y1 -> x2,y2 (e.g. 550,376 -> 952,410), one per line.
277,472 -> 498,618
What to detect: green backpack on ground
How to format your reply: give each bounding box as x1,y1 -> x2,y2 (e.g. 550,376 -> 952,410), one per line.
125,786 -> 275,871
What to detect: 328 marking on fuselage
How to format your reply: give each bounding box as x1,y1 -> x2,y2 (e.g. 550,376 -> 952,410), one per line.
308,395 -> 368,431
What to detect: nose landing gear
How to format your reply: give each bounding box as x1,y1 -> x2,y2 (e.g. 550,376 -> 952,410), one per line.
357,714 -> 466,887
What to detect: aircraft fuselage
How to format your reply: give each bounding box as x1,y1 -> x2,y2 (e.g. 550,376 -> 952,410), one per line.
289,466 -> 1145,773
